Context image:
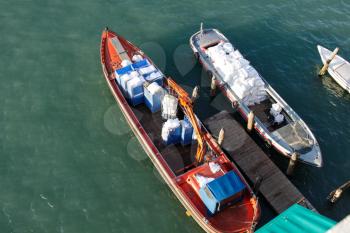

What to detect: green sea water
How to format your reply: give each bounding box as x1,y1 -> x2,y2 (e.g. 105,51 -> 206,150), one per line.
1,0 -> 350,232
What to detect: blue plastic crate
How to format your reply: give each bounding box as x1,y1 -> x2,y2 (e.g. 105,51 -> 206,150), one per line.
127,78 -> 144,98
144,94 -> 161,113
184,115 -> 198,142
144,71 -> 164,85
115,65 -> 133,77
163,125 -> 181,145
120,75 -> 134,94
199,171 -> 245,215
181,120 -> 194,146
144,84 -> 163,113
129,92 -> 144,106
132,59 -> 149,70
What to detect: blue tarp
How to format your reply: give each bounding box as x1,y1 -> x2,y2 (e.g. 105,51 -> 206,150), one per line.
199,171 -> 246,214
207,170 -> 246,202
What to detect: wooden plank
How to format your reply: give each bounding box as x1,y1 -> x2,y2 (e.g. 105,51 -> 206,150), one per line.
204,111 -> 315,213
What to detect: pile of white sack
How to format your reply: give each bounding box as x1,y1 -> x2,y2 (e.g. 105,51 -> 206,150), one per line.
270,103 -> 284,124
161,118 -> 181,141
161,94 -> 178,119
206,42 -> 267,106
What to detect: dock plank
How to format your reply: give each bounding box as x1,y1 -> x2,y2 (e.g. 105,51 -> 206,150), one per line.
204,111 -> 314,213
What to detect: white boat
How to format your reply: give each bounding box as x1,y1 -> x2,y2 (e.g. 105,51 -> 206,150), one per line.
317,45 -> 350,93
190,27 -> 323,167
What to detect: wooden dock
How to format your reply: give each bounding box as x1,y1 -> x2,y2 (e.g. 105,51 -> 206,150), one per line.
204,111 -> 315,214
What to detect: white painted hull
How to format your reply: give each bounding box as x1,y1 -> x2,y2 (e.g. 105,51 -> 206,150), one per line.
318,45 -> 350,93
190,28 -> 322,167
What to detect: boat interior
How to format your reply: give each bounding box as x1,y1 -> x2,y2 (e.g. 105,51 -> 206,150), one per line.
130,98 -> 256,231
132,104 -> 198,176
248,98 -> 289,132
250,96 -> 313,154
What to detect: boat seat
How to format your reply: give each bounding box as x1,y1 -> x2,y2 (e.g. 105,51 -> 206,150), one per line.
110,37 -> 131,61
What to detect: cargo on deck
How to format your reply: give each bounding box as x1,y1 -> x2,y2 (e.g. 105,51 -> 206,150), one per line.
101,28 -> 260,233
190,26 -> 322,167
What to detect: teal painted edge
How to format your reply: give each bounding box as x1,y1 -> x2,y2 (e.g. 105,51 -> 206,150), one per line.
256,204 -> 337,233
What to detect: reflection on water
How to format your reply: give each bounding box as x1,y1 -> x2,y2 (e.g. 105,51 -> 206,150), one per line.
321,75 -> 350,99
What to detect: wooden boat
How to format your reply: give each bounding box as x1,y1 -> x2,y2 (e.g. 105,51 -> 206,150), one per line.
100,28 -> 260,233
190,27 -> 322,167
317,45 -> 350,93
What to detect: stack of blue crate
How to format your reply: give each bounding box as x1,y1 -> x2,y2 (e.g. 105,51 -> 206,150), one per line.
115,65 -> 133,86
114,59 -> 164,107
144,82 -> 164,113
181,116 -> 194,146
162,119 -> 182,145
132,58 -> 164,86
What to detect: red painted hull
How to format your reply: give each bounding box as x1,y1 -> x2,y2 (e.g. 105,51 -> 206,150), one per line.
100,29 -> 260,233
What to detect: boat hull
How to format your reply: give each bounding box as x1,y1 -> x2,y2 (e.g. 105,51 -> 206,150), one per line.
101,29 -> 259,233
190,29 -> 322,167
317,45 -> 350,93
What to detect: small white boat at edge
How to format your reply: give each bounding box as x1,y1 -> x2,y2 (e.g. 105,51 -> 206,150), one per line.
317,45 -> 350,94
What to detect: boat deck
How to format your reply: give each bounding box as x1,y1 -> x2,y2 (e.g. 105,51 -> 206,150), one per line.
248,99 -> 288,132
204,111 -> 315,214
130,104 -> 197,176
131,104 -> 258,232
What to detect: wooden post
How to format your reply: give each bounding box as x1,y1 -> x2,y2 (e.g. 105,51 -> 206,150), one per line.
253,176 -> 263,194
218,128 -> 225,146
319,47 -> 339,76
327,180 -> 350,203
210,76 -> 216,96
247,111 -> 254,132
191,86 -> 199,103
286,152 -> 299,176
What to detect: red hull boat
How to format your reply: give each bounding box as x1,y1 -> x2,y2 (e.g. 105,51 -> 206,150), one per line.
100,28 -> 260,233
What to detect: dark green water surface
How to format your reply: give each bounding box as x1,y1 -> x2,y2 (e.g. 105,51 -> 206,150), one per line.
1,0 -> 349,232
